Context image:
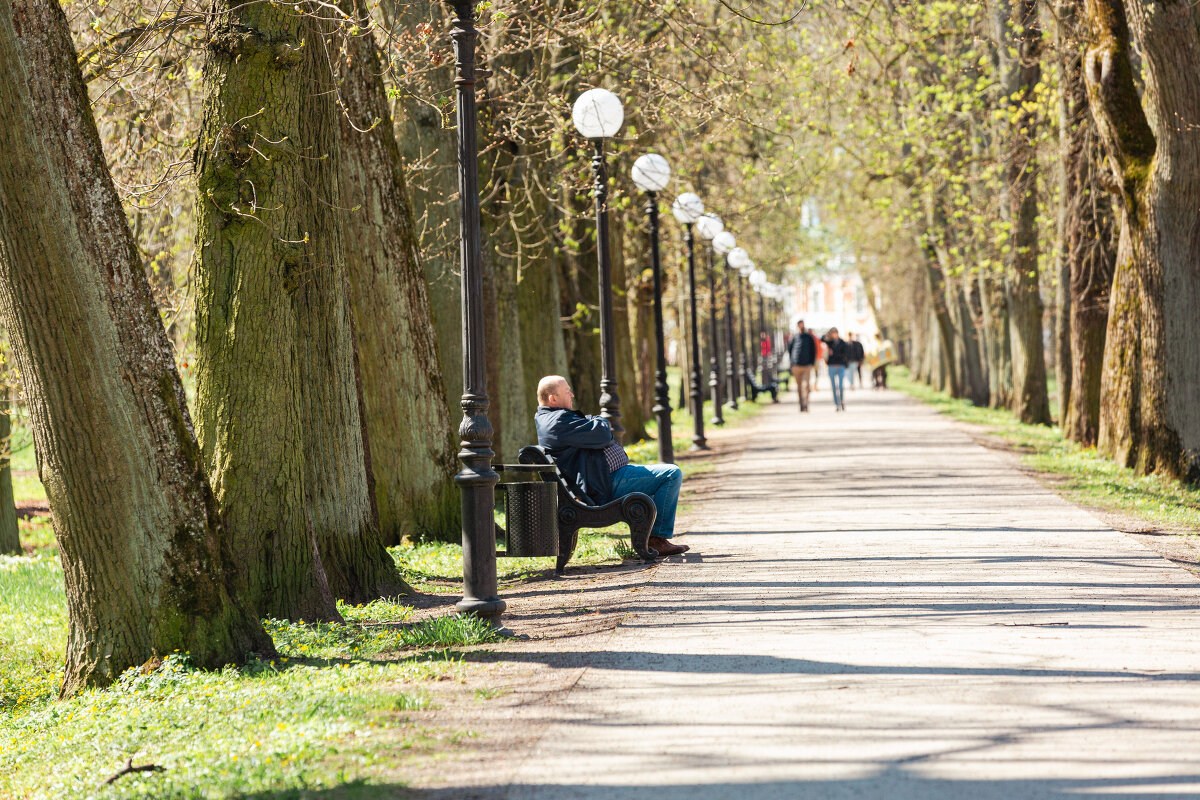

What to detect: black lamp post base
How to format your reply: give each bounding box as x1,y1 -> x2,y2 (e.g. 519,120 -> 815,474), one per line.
456,596 -> 507,622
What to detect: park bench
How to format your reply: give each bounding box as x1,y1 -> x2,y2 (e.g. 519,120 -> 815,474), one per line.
743,368 -> 779,402
516,445 -> 658,574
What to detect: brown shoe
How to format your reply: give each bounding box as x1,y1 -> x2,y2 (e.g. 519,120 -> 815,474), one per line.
648,536 -> 690,556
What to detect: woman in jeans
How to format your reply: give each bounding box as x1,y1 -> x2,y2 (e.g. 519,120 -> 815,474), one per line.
821,328 -> 851,411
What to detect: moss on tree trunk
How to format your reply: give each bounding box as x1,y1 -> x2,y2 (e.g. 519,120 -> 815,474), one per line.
1086,0 -> 1200,481
193,0 -> 390,617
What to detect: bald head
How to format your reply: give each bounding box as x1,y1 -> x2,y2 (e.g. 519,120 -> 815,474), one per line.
537,375 -> 574,408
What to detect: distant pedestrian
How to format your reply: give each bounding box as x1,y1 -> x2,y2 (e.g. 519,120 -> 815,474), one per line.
870,333 -> 895,389
785,320 -> 819,412
822,327 -> 850,411
813,337 -> 825,390
847,333 -> 865,389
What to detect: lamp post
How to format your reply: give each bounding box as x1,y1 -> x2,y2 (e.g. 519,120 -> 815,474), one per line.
447,0 -> 503,623
632,154 -> 673,464
728,247 -> 751,401
712,230 -> 737,411
672,193 -> 707,451
695,212 -> 725,426
750,266 -> 767,388
573,88 -> 625,442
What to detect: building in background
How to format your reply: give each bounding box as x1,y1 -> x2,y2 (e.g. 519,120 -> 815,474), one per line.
788,254 -> 879,340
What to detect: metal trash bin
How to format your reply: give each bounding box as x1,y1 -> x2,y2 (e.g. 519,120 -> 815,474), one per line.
497,478 -> 558,557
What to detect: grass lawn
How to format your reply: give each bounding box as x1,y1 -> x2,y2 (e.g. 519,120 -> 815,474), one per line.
891,367 -> 1200,531
0,368 -> 767,798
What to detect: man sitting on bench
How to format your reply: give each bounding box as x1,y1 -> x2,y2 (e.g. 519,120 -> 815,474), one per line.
534,375 -> 690,557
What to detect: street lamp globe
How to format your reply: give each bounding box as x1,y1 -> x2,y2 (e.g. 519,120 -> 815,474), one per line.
750,268 -> 766,288
631,154 -> 671,192
696,212 -> 724,241
713,231 -> 736,255
728,247 -> 750,270
572,88 -> 624,139
672,193 -> 704,224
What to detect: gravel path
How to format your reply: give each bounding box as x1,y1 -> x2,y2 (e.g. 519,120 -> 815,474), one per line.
500,387 -> 1200,799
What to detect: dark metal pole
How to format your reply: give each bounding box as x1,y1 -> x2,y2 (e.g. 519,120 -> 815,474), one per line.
591,140 -> 622,443
736,274 -> 749,401
723,257 -> 738,410
684,225 -> 707,450
706,245 -> 724,426
758,292 -> 769,388
645,193 -> 673,463
448,0 -> 503,623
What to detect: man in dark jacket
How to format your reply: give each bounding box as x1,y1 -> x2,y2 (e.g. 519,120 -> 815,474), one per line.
786,320 -> 818,412
847,333 -> 866,389
534,375 -> 688,556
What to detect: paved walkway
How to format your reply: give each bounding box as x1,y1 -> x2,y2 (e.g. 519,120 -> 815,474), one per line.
505,387 -> 1200,799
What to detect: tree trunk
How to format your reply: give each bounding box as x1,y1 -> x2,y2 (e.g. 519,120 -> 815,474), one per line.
193,0 -> 357,620
558,189 -> 602,413
630,259 -> 657,417
494,250 -> 534,462
338,8 -> 459,547
610,207 -> 648,442
676,282 -> 690,412
1000,0 -> 1052,424
387,1 -> 463,427
1057,0 -> 1116,445
0,0 -> 271,694
1085,0 -> 1200,481
920,237 -> 961,396
509,166 -> 569,432
0,371 -> 17,556
977,270 -> 1013,408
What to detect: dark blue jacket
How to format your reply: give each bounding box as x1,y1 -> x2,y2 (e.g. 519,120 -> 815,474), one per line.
787,332 -> 817,367
535,406 -> 614,505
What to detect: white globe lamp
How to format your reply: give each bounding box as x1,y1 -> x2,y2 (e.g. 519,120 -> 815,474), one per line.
572,88 -> 624,139
672,193 -> 704,224
631,154 -> 671,193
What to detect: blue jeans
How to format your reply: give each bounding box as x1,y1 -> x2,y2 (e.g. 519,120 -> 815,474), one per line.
828,365 -> 847,407
610,463 -> 683,539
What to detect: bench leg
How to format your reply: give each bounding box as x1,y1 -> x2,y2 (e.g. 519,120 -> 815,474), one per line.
555,528 -> 579,575
621,494 -> 658,563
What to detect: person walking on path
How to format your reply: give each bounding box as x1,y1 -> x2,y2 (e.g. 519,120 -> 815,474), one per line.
812,336 -> 825,390
847,333 -> 865,389
534,375 -> 689,556
870,332 -> 895,389
785,320 -> 819,412
822,328 -> 850,411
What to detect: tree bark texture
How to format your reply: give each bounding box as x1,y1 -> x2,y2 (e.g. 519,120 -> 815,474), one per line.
558,190 -> 602,414
1085,0 -> 1200,480
0,0 -> 271,693
387,1 -> 463,426
1057,0 -> 1117,445
609,207 -> 648,442
1000,0 -> 1052,424
631,260 -> 657,416
193,0 -> 374,619
337,8 -> 459,547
